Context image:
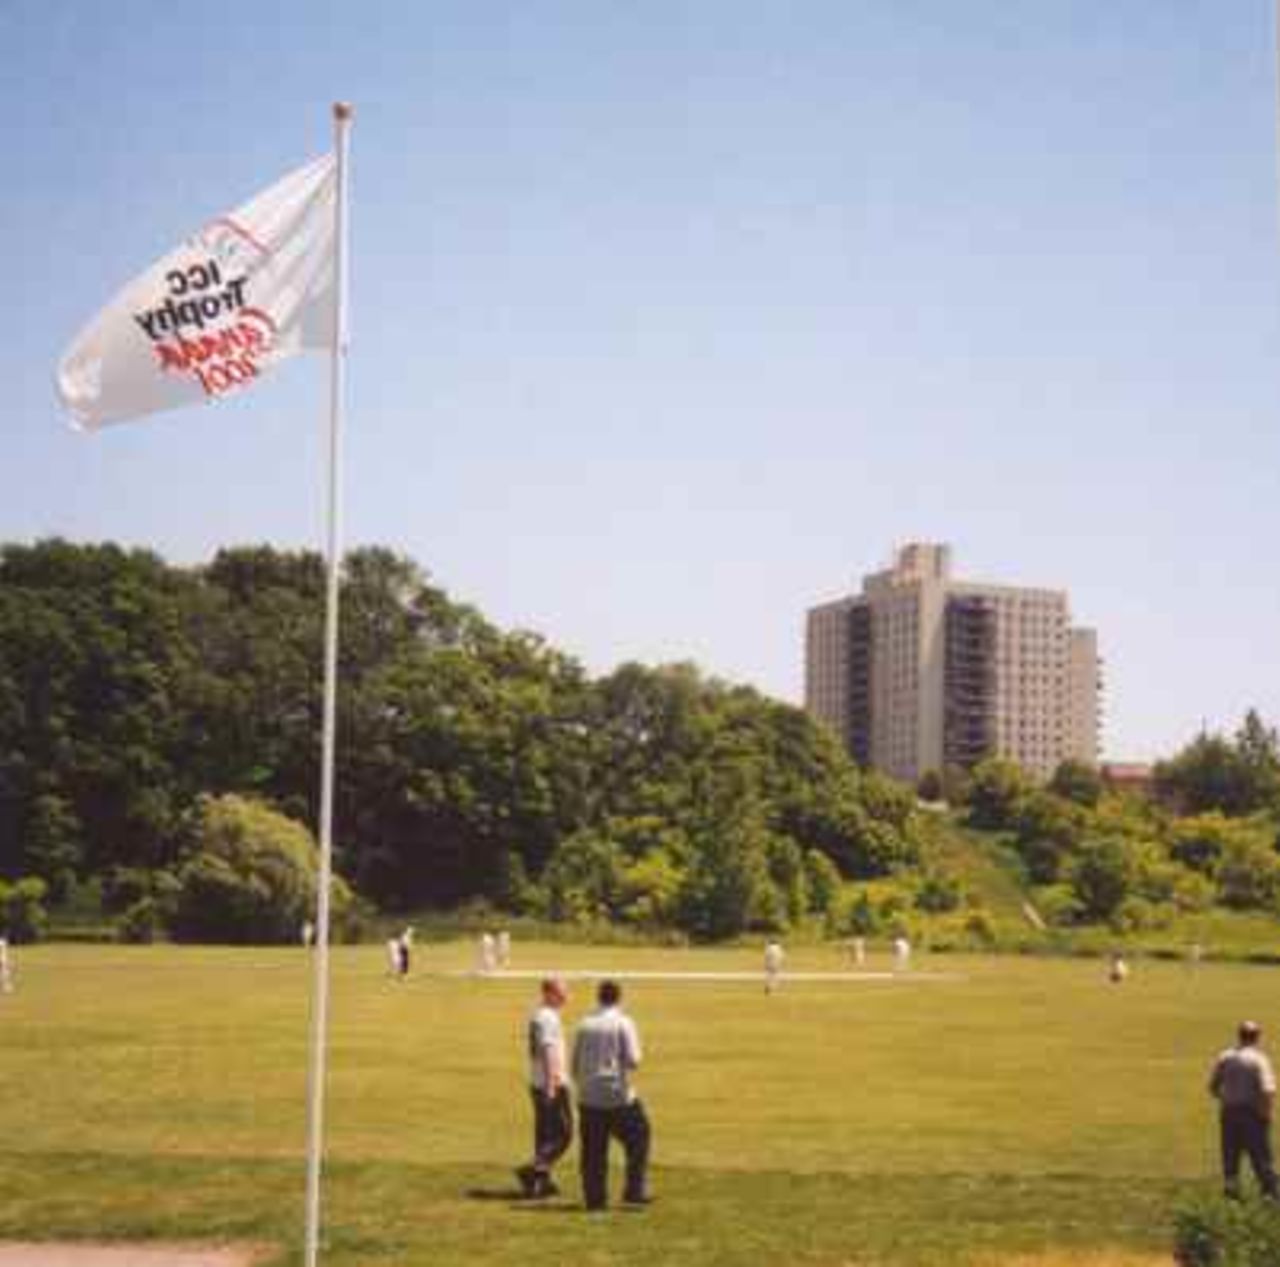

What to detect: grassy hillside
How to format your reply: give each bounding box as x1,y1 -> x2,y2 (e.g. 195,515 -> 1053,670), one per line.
910,811 -> 1280,962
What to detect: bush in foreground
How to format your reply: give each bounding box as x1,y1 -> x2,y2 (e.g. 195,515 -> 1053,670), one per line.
1174,1193 -> 1280,1265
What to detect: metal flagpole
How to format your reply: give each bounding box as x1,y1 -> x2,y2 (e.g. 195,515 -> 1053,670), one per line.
304,99 -> 353,1267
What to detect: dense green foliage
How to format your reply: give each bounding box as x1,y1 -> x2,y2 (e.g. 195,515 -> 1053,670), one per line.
1174,1194 -> 1280,1266
957,716 -> 1280,933
1155,712 -> 1280,818
168,793 -> 358,944
4,538 -> 1278,944
0,875 -> 47,943
0,540 -> 921,940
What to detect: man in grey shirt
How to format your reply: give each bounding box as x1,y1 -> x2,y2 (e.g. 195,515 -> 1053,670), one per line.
1209,1020 -> 1278,1199
571,979 -> 652,1210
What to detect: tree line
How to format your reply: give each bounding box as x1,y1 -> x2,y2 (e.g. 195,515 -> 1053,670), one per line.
0,539 -> 921,941
4,539 -> 1276,944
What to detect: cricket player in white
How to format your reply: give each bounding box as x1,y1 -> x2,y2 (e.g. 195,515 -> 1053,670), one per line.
763,940 -> 784,994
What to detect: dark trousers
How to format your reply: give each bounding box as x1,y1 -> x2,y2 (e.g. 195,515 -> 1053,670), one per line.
530,1087 -> 573,1173
578,1099 -> 650,1209
1221,1105 -> 1279,1198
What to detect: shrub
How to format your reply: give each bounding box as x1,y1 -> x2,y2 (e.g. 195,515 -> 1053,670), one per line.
962,907 -> 996,944
117,896 -> 162,944
967,757 -> 1034,831
1049,759 -> 1103,807
804,849 -> 841,914
169,795 -> 355,944
1032,883 -> 1084,928
915,870 -> 963,913
1174,1192 -> 1280,1266
0,877 -> 49,943
1070,836 -> 1138,922
826,886 -> 878,936
1110,895 -> 1170,933
916,770 -> 943,802
102,867 -> 155,915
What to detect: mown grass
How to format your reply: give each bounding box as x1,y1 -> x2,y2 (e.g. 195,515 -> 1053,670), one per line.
0,942 -> 1270,1264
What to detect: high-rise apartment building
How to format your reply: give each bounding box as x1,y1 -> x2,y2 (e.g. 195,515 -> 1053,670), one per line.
805,543 -> 1101,782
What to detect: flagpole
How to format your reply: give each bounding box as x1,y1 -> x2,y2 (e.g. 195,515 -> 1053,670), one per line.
304,99 -> 352,1267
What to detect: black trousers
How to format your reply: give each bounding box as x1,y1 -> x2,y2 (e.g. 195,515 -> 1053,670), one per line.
530,1087 -> 573,1173
578,1099 -> 650,1209
1221,1105 -> 1279,1197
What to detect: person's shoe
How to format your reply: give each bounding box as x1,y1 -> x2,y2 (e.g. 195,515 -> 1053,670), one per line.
623,1193 -> 655,1206
535,1175 -> 560,1198
515,1165 -> 537,1197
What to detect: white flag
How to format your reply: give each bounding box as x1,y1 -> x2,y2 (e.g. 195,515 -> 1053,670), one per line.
57,154 -> 337,430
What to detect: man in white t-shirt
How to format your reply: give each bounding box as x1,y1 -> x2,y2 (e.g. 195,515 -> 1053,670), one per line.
572,979 -> 651,1209
1209,1020 -> 1279,1200
516,977 -> 572,1198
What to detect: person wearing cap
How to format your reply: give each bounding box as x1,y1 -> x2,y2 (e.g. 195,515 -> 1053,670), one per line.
1208,1020 -> 1279,1200
571,979 -> 652,1210
516,977 -> 573,1198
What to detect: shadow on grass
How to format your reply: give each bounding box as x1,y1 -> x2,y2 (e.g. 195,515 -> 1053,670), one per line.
463,1187 -> 527,1202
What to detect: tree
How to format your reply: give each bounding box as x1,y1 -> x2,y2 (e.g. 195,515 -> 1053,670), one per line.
967,758 -> 1034,831
1168,812 -> 1239,876
1215,831 -> 1280,911
1070,836 -> 1137,923
804,849 -> 841,914
1235,709 -> 1280,810
916,770 -> 943,803
1153,713 -> 1280,817
542,830 -> 626,924
1049,760 -> 1103,808
1014,791 -> 1085,884
169,794 -> 355,944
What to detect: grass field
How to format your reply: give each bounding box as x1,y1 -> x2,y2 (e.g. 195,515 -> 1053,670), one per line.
0,940 -> 1274,1265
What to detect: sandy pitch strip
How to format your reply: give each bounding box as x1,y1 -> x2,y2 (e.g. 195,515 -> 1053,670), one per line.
437,968 -> 965,982
0,1247 -> 262,1267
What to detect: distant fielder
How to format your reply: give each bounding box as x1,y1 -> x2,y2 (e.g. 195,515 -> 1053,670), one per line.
497,929 -> 511,969
763,939 -> 784,994
478,932 -> 497,974
892,935 -> 911,972
0,938 -> 11,995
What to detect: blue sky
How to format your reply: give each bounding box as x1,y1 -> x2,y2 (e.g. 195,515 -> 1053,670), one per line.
4,1 -> 1279,760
